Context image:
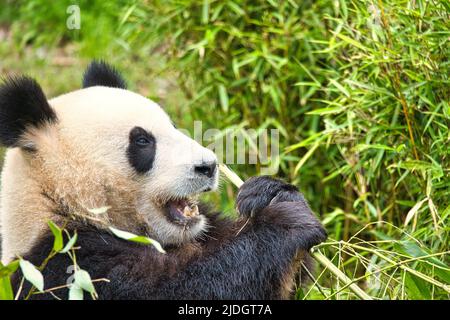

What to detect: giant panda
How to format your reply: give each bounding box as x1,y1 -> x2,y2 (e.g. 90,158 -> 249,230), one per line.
0,61 -> 326,300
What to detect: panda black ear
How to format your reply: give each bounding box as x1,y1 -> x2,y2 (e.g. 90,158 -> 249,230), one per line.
82,60 -> 127,89
0,76 -> 57,148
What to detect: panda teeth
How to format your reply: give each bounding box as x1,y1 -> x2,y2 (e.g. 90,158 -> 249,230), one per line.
182,204 -> 199,218
191,205 -> 199,216
183,205 -> 191,217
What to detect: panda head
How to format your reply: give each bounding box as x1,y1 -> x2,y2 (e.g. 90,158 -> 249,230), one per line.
0,61 -> 218,246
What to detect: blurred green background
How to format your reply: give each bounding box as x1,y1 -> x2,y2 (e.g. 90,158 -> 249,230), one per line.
0,0 -> 449,299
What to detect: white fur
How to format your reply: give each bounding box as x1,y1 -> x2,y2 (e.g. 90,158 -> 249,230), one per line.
1,86 -> 218,263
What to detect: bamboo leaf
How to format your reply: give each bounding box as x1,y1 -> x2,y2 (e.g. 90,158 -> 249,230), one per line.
404,198 -> 428,227
329,79 -> 350,98
68,284 -> 84,300
335,33 -> 370,52
0,277 -> 14,300
19,259 -> 44,292
306,106 -> 345,115
47,220 -> 63,252
74,269 -> 96,294
60,233 -> 78,254
201,0 -> 209,24
405,273 -> 431,299
294,142 -> 320,176
109,227 -> 166,253
0,260 -> 19,278
218,84 -> 229,113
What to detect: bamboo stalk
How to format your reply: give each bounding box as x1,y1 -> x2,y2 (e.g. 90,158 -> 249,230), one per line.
311,250 -> 373,300
218,164 -> 373,300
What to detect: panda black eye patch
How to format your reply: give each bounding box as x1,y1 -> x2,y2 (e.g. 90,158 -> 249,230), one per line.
127,127 -> 156,173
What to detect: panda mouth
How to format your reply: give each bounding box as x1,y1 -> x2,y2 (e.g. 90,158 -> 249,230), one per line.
164,198 -> 200,225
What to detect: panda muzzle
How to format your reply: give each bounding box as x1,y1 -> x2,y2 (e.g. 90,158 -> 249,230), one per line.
165,199 -> 200,225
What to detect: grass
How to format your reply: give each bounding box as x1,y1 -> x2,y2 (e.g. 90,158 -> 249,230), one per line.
0,0 -> 449,300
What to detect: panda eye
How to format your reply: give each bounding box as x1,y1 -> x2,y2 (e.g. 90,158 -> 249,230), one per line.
135,137 -> 150,146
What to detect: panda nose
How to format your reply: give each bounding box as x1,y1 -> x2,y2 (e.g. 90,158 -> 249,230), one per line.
194,161 -> 217,178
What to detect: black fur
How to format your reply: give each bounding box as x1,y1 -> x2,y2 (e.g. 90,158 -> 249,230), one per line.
127,126 -> 156,173
82,60 -> 127,89
0,76 -> 57,148
236,176 -> 305,217
12,176 -> 327,300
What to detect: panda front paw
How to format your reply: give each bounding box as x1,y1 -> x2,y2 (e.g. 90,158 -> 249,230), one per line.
236,176 -> 303,218
259,202 -> 327,249
236,176 -> 327,250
